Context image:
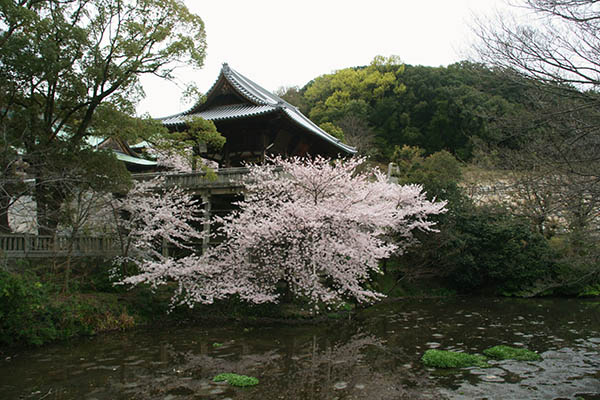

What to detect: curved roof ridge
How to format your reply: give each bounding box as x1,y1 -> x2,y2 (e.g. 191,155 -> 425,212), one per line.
223,64 -> 278,106
157,110 -> 186,121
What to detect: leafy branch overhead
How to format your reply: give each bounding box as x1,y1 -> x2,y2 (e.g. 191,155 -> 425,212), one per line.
1,0 -> 207,142
0,0 -> 207,234
152,116 -> 226,172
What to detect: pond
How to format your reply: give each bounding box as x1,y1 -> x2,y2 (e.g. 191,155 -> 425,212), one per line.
1,297 -> 599,400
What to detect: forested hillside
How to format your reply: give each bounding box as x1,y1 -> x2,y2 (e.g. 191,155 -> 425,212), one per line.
280,58 -> 530,161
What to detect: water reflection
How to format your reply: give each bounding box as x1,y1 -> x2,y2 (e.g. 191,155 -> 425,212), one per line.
1,298 -> 599,400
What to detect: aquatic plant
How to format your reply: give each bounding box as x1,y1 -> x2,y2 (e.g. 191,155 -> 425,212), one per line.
483,345 -> 541,361
422,349 -> 488,368
213,373 -> 259,387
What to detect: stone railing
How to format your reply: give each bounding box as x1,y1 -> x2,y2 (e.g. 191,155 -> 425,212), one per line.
0,234 -> 120,258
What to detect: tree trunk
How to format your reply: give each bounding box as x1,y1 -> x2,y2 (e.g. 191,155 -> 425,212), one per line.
34,182 -> 61,236
0,194 -> 11,233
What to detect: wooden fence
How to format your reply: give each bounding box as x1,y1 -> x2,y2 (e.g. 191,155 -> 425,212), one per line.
0,235 -> 121,258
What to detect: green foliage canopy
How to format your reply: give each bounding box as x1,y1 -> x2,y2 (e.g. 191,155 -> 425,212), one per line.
318,121 -> 345,141
287,60 -> 527,161
304,55 -> 405,126
154,116 -> 226,171
1,0 -> 206,145
391,145 -> 463,203
0,0 -> 207,233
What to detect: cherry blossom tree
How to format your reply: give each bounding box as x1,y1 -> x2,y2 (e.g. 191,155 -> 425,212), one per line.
112,176 -> 205,279
206,156 -> 447,306
152,143 -> 194,172
118,156 -> 446,308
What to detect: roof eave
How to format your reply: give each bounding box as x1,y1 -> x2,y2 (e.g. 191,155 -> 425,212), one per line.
278,108 -> 357,155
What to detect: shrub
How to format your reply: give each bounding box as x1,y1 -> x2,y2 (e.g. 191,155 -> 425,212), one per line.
0,270 -> 59,346
396,203 -> 559,295
577,283 -> 600,297
443,206 -> 558,294
0,270 -> 135,347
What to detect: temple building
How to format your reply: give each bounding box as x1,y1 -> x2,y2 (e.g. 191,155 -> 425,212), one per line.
159,63 -> 356,167
0,65 -> 355,252
95,137 -> 158,172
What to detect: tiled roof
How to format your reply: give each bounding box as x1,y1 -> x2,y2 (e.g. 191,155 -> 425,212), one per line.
160,104 -> 277,125
159,64 -> 356,155
114,152 -> 157,166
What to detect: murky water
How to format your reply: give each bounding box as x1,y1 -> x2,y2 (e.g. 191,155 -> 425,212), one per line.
1,298 -> 599,400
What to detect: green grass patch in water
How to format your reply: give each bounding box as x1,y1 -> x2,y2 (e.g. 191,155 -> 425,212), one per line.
213,373 -> 259,387
483,345 -> 541,361
422,349 -> 488,368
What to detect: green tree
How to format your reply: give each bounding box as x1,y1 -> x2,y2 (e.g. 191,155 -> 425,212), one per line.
303,55 -> 405,135
319,121 -> 344,142
441,206 -> 559,295
0,0 -> 207,234
390,147 -> 558,295
275,85 -> 309,114
299,60 -> 526,161
154,116 -> 226,171
473,0 -> 600,293
391,145 -> 463,202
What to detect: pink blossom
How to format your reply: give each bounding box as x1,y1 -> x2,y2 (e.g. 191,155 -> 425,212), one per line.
117,156 -> 446,309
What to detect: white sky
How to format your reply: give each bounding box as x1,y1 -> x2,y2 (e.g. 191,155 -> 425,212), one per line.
137,0 -> 510,118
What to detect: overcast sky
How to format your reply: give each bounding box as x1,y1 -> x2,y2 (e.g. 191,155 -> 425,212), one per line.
137,0 -> 510,118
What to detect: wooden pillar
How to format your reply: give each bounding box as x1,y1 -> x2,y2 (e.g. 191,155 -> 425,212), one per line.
162,237 -> 168,257
202,194 -> 211,253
